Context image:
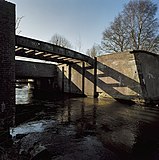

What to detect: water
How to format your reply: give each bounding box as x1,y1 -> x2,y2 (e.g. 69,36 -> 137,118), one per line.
16,84 -> 33,104
14,84 -> 159,160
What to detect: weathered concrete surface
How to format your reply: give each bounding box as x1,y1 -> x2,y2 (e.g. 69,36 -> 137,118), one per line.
57,62 -> 95,96
16,60 -> 57,78
97,52 -> 143,101
97,51 -> 159,103
58,50 -> 159,103
58,64 -> 84,94
0,0 -> 15,145
134,51 -> 159,103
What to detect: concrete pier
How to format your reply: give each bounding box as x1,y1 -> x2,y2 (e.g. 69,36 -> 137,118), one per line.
0,0 -> 15,145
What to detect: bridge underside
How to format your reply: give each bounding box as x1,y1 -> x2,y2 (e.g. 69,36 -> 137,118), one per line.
15,36 -> 94,65
15,35 -> 96,98
16,60 -> 57,78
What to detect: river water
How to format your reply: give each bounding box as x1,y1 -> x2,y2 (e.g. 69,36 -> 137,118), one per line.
13,84 -> 159,160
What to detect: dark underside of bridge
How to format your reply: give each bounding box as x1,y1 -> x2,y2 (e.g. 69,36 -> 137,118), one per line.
15,35 -> 96,99
15,35 -> 94,65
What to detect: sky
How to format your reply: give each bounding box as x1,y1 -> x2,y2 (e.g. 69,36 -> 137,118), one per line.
8,0 -> 159,54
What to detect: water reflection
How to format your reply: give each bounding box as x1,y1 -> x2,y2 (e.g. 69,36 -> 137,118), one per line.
14,84 -> 159,159
93,99 -> 97,126
67,99 -> 71,123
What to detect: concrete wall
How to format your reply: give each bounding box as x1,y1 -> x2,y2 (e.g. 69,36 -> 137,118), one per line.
84,62 -> 95,96
134,51 -> 159,103
57,51 -> 159,103
16,60 -> 57,78
58,63 -> 84,94
16,60 -> 59,95
0,1 -> 15,145
57,52 -> 144,101
97,52 -> 143,101
57,61 -> 95,96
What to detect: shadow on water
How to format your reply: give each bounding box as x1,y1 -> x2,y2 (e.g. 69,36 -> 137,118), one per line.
132,121 -> 159,160
13,85 -> 159,160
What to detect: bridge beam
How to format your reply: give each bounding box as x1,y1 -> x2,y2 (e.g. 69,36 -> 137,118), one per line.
15,36 -> 94,65
0,1 -> 15,146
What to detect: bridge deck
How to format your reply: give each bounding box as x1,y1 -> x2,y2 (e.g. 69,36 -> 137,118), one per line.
15,35 -> 94,65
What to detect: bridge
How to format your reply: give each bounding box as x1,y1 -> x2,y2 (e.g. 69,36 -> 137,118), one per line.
1,0 -> 159,146
15,35 -> 97,96
0,1 -> 97,146
15,35 -> 94,65
15,35 -> 97,97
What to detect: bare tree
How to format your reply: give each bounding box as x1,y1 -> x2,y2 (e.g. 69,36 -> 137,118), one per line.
49,34 -> 72,49
101,0 -> 159,53
86,44 -> 102,58
16,16 -> 24,34
102,14 -> 129,52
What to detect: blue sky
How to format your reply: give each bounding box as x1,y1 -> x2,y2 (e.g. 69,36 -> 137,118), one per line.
8,0 -> 159,54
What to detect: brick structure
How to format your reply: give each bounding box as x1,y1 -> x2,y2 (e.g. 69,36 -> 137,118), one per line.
0,1 -> 15,145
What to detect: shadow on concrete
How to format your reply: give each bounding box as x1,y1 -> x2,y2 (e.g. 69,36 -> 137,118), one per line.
16,54 -> 143,103
71,60 -> 142,103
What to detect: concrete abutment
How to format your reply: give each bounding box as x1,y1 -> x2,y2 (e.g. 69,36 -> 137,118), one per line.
96,51 -> 159,104
58,51 -> 159,104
